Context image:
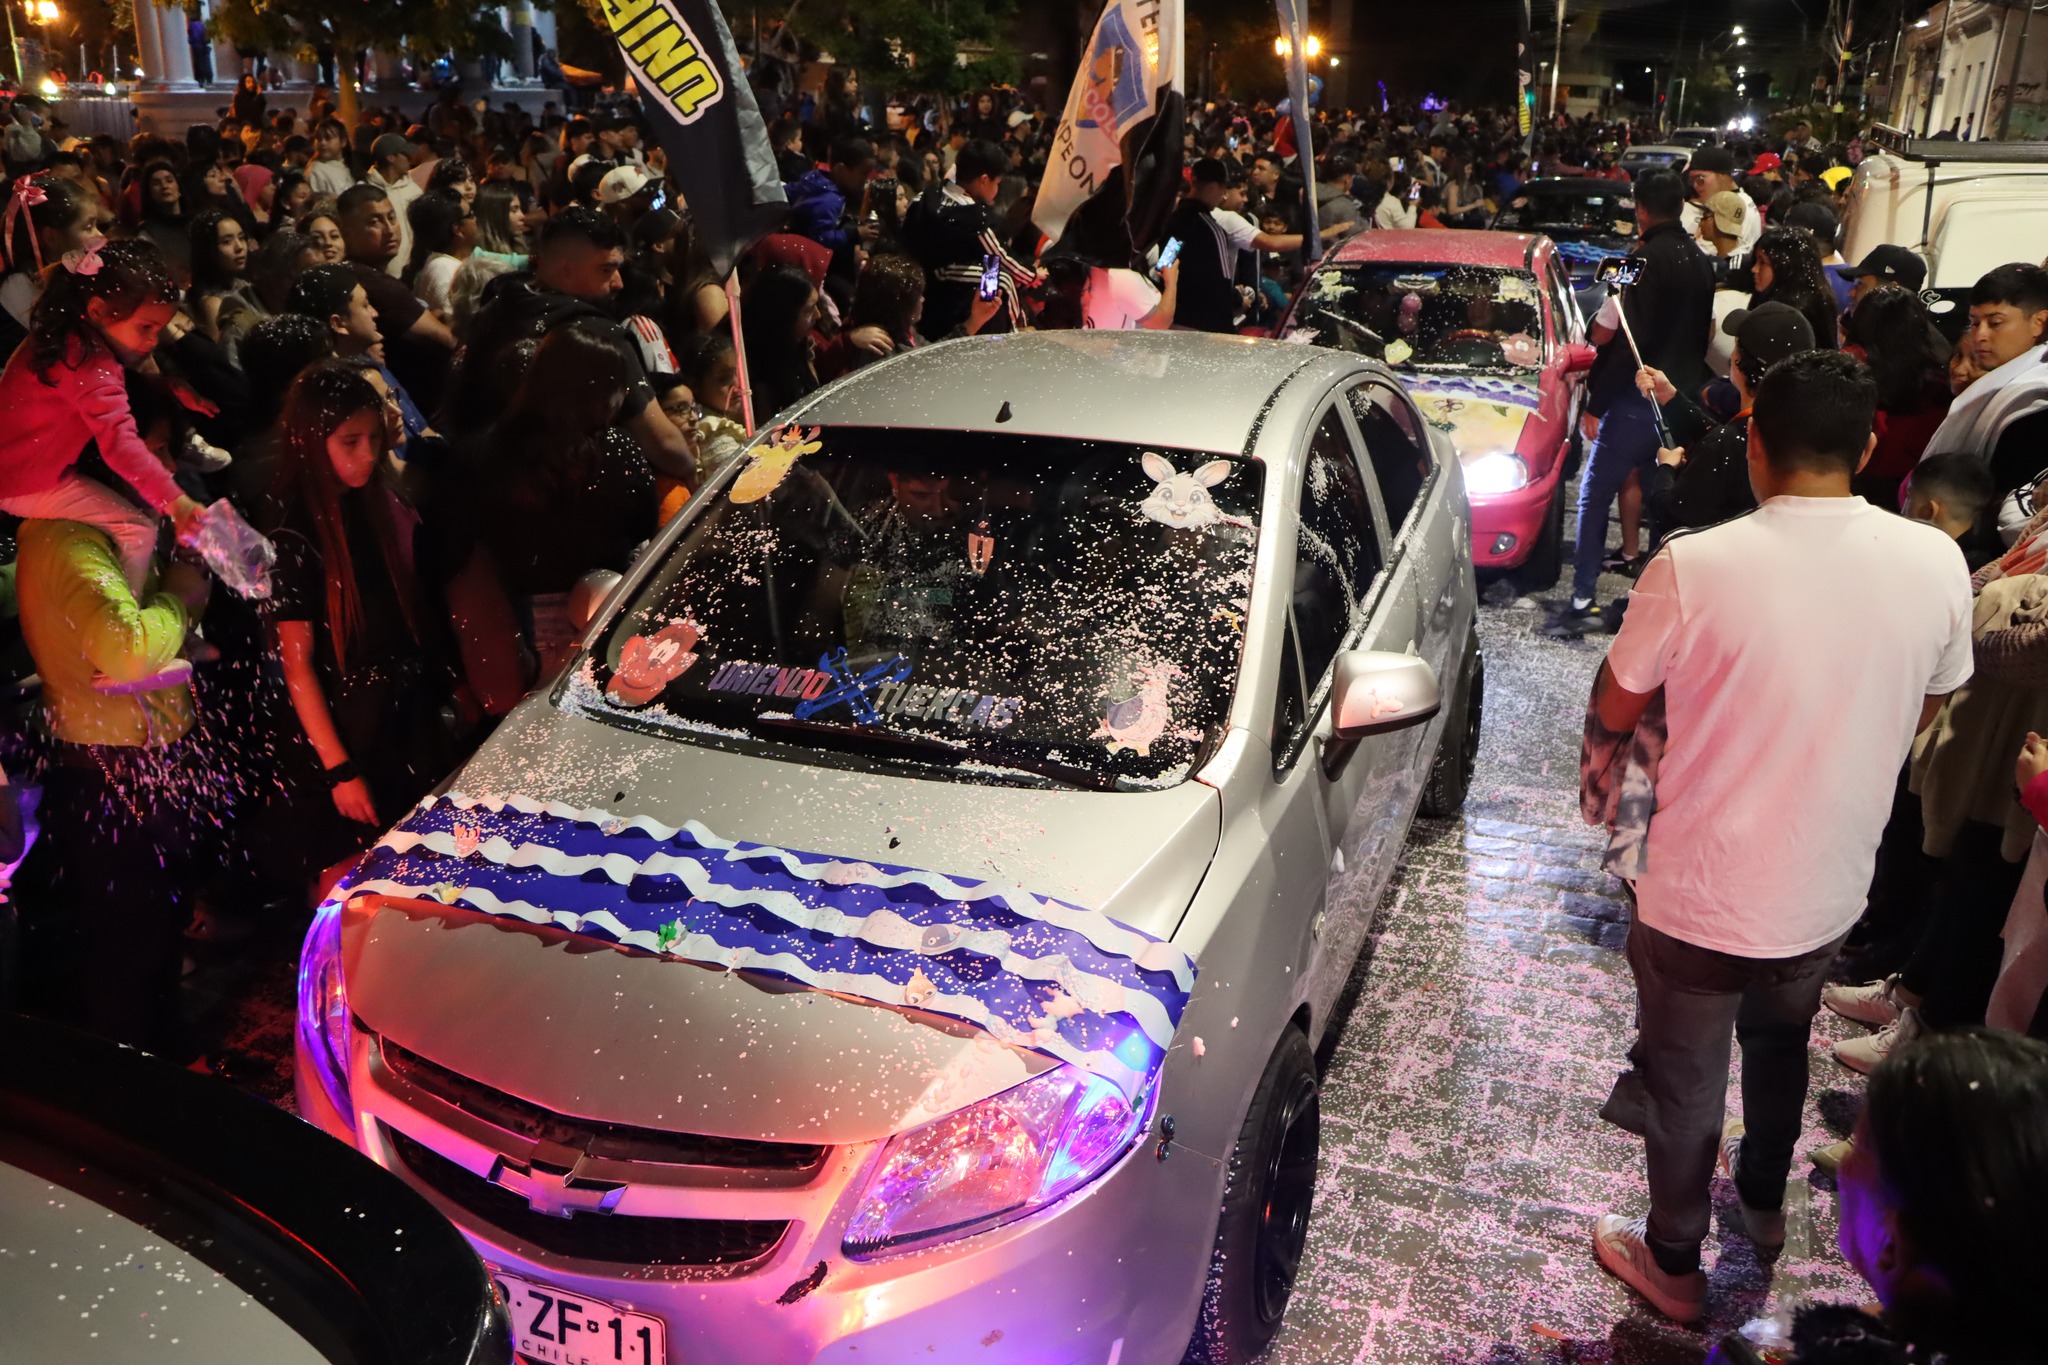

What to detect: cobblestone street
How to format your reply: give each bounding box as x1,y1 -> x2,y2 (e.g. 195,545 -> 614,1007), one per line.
1265,574 -> 1870,1365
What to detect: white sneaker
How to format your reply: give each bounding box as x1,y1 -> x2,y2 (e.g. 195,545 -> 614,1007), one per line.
1833,1006 -> 1923,1075
1822,975 -> 1902,1028
181,430 -> 233,473
1718,1120 -> 1786,1252
1592,1213 -> 1706,1323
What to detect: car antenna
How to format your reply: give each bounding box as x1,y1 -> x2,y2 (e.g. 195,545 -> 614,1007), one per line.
995,400 -> 1013,423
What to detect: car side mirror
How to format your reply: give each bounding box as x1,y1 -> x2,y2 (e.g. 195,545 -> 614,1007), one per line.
1565,341 -> 1599,373
1331,650 -> 1441,740
568,569 -> 623,634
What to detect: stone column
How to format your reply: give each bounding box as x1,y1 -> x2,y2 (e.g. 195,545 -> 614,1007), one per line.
132,0 -> 168,87
205,1 -> 240,88
507,4 -> 536,80
156,2 -> 199,89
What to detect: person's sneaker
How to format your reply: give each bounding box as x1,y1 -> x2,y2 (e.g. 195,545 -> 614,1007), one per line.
1592,1213 -> 1706,1323
1833,1006 -> 1923,1075
1600,550 -> 1638,573
1718,1120 -> 1787,1252
181,430 -> 233,473
1547,599 -> 1607,637
1823,975 -> 1903,1028
1810,1138 -> 1854,1174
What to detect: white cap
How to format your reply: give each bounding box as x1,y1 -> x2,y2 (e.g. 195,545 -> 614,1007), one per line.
598,163 -> 654,204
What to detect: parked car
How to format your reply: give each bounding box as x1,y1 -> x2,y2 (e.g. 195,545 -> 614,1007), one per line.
1277,229 -> 1596,586
297,331 -> 1482,1365
1668,126 -> 1723,149
1618,143 -> 1692,179
1844,123 -> 2048,322
0,1012 -> 510,1365
1490,176 -> 1638,286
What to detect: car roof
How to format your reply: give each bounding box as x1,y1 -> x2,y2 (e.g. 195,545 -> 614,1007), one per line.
1622,144 -> 1690,155
1519,177 -> 1634,194
1322,228 -> 1540,269
790,330 -> 1357,456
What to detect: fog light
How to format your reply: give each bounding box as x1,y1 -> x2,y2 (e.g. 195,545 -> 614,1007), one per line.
1491,533 -> 1517,555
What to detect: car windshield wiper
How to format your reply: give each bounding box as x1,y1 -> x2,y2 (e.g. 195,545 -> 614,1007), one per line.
747,715 -> 970,765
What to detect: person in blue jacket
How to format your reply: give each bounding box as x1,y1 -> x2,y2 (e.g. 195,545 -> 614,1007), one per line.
782,134 -> 879,281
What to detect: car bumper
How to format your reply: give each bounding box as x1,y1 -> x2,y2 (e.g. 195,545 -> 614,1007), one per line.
297,1039 -> 1208,1365
1467,457 -> 1563,569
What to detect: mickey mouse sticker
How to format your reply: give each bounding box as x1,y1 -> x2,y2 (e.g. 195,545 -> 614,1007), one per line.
607,620 -> 702,707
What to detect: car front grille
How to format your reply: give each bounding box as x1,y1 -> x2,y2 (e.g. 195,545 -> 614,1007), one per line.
385,1127 -> 791,1268
379,1037 -> 826,1171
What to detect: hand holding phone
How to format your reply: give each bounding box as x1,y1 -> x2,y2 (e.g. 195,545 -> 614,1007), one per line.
1408,182 -> 1422,202
1156,237 -> 1183,272
977,252 -> 1001,301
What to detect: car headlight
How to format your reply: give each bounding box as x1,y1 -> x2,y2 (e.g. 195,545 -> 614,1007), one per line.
296,898 -> 353,1119
842,1065 -> 1152,1260
1463,452 -> 1530,495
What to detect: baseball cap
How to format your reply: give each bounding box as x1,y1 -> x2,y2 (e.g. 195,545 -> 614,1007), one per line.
370,132 -> 418,161
1723,300 -> 1817,368
1748,151 -> 1783,175
597,163 -> 653,204
1819,165 -> 1853,192
1703,190 -> 1748,236
1846,243 -> 1926,292
1689,145 -> 1737,176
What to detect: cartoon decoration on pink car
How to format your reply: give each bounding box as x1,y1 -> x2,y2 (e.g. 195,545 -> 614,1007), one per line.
606,619 -> 702,707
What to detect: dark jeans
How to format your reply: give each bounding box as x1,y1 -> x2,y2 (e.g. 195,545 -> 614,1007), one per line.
1899,818 -> 2027,1028
1626,918 -> 1847,1275
1572,392 -> 1661,603
1851,768 -> 1940,976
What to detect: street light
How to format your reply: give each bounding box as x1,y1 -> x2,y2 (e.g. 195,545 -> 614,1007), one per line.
31,1 -> 59,22
1274,33 -> 1321,59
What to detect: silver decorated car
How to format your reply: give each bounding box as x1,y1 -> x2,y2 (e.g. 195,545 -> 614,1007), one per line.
297,330 -> 1480,1365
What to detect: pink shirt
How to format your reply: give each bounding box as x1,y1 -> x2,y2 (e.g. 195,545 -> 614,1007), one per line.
0,342 -> 186,513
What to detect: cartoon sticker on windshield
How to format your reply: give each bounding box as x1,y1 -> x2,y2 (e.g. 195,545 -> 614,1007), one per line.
1500,333 -> 1542,367
729,423 -> 823,504
1384,339 -> 1414,366
966,517 -> 995,574
1139,453 -> 1234,530
791,647 -> 914,724
1095,660 -> 1201,757
1497,275 -> 1540,305
607,619 -> 702,707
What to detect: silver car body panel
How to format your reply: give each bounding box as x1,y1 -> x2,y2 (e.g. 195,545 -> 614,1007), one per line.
301,332 -> 1476,1365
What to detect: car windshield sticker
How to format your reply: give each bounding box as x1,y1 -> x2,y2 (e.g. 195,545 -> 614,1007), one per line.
730,423 -> 823,504
1383,338 -> 1413,365
790,647 -> 913,723
1094,659 -> 1200,756
606,620 -> 702,707
1138,453 -> 1234,530
1496,274 -> 1539,305
343,793 -> 1199,1102
1499,333 -> 1541,368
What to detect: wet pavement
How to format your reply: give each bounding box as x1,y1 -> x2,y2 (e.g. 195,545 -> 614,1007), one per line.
190,569 -> 1875,1365
1264,571 -> 1870,1365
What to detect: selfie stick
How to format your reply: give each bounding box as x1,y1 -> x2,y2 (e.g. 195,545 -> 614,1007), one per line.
1611,288 -> 1674,449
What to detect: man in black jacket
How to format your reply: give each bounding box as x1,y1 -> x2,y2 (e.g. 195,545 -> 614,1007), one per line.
1563,170 -> 1714,632
902,139 -> 1034,338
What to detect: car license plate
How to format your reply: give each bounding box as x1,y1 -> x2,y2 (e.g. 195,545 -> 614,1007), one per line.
491,1268 -> 666,1365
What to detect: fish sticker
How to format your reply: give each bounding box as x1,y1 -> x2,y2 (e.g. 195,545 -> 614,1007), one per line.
1094,660 -> 1202,757
1139,453 -> 1234,530
729,424 -> 823,504
607,619 -> 702,707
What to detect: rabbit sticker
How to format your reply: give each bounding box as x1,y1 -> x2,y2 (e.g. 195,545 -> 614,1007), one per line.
1139,453 -> 1234,530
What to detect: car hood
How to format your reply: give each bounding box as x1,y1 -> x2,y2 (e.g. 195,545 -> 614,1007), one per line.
344,698 -> 1222,1145
1405,372 -> 1545,463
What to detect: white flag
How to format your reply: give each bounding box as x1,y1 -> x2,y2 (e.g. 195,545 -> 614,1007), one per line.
1033,0 -> 1185,248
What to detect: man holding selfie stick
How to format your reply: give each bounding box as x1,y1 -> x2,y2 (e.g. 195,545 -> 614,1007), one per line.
1558,169 -> 1713,635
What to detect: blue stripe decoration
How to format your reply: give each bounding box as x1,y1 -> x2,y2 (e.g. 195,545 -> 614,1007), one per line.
343,793 -> 1198,1101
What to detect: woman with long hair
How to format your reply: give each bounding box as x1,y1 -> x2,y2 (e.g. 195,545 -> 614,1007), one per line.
817,252 -> 924,378
404,187 -> 475,315
265,360 -> 459,842
741,262 -> 821,422
186,207 -> 264,348
462,320 -> 658,672
472,179 -> 529,268
1751,225 -> 1842,352
298,207 -> 346,265
1844,285 -> 1954,509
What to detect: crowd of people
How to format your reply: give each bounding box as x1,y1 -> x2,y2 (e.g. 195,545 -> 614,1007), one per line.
0,72 -> 2044,1364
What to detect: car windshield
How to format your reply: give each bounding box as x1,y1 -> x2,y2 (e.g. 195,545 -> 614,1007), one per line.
567,425 -> 1262,791
1289,264 -> 1544,372
1498,187 -> 1634,235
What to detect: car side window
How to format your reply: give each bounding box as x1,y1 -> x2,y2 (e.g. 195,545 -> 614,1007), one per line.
1541,257 -> 1569,351
1293,406 -> 1383,694
1346,383 -> 1434,534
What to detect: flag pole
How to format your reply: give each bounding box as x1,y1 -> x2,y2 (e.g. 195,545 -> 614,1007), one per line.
1276,0 -> 1320,260
726,273 -> 756,436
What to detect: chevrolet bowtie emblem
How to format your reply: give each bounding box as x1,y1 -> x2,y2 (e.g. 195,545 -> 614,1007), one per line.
486,1141 -> 626,1219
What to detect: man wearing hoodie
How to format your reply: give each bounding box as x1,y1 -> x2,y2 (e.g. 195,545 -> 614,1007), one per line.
783,134 -> 880,282
1315,156 -> 1365,239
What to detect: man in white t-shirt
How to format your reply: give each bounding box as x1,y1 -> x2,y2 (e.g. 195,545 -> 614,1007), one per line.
1585,350 -> 1974,1324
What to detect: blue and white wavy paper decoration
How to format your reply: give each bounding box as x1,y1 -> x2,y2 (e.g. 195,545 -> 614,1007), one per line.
344,793 -> 1197,1101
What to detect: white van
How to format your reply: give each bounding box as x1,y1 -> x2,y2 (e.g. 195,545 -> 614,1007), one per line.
1843,124 -> 2048,291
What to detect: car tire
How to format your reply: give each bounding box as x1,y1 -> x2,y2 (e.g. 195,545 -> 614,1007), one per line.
1183,1027 -> 1321,1365
1518,479 -> 1566,591
1419,627 -> 1483,817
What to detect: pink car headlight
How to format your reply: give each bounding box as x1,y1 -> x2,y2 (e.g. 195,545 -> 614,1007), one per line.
295,900 -> 353,1120
841,1065 -> 1152,1260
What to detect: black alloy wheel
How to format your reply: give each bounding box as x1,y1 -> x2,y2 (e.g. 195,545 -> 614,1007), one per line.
1252,1065 -> 1321,1327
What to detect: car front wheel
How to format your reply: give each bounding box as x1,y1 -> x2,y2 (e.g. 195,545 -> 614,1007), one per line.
1183,1027 -> 1320,1365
